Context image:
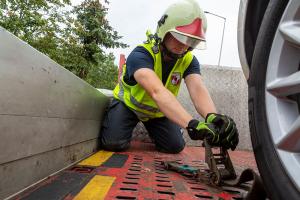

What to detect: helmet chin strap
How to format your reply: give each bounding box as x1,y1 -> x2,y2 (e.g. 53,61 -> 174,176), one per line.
161,42 -> 187,60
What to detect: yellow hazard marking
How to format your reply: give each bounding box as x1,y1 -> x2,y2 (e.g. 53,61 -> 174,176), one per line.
73,175 -> 115,200
78,150 -> 114,166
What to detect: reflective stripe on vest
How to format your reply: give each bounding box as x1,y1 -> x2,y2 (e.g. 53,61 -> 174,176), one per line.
117,81 -> 160,113
113,42 -> 193,121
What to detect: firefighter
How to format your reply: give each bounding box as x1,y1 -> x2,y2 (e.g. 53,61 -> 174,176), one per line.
100,0 -> 239,153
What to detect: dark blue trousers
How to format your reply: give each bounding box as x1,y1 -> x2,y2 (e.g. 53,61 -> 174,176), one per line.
100,99 -> 185,154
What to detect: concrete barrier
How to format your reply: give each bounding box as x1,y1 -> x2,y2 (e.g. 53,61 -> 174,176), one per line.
0,27 -> 109,199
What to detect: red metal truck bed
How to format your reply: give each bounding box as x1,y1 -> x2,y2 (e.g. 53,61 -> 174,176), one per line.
12,141 -> 257,200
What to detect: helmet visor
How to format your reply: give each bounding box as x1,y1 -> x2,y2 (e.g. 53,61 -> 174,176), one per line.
170,31 -> 206,50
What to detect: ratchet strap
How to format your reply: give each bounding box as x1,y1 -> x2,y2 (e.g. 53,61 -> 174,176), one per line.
223,168 -> 267,200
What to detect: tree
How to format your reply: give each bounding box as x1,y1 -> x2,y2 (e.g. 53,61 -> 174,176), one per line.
86,52 -> 119,89
0,0 -> 127,89
62,0 -> 128,87
0,0 -> 70,50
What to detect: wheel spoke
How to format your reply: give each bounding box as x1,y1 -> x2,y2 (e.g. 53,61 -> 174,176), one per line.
279,21 -> 300,48
267,71 -> 300,97
277,116 -> 300,152
264,0 -> 300,190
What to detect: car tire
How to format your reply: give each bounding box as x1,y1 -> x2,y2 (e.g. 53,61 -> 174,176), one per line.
248,0 -> 300,199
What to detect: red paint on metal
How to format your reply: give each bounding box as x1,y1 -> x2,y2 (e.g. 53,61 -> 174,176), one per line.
13,141 -> 257,199
100,141 -> 255,199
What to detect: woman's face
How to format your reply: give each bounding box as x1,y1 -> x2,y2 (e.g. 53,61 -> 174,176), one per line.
163,33 -> 189,55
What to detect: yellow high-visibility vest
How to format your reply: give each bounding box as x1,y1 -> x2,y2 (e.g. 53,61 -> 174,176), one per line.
113,41 -> 193,121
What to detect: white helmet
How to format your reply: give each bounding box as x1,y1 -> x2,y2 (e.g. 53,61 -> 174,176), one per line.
156,0 -> 207,50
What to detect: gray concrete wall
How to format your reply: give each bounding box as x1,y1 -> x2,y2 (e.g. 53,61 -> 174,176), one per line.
0,27 -> 109,199
177,65 -> 251,150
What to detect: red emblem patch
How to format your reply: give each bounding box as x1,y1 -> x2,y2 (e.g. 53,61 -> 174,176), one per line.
171,72 -> 181,85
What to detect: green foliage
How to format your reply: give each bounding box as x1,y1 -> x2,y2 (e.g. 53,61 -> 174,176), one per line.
0,0 -> 70,46
86,53 -> 119,89
0,0 -> 127,89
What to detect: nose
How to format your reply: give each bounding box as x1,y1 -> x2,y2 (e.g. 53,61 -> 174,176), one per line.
175,40 -> 189,51
179,43 -> 189,50
175,43 -> 189,53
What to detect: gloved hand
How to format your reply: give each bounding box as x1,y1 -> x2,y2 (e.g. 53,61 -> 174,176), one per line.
186,119 -> 221,146
205,113 -> 239,150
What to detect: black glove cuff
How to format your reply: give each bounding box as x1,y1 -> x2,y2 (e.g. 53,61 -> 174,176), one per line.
186,119 -> 204,140
187,119 -> 199,129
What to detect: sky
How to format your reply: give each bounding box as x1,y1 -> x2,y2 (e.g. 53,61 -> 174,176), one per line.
72,0 -> 241,67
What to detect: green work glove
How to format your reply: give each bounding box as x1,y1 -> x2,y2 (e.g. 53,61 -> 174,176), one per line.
205,113 -> 239,150
186,119 -> 221,146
